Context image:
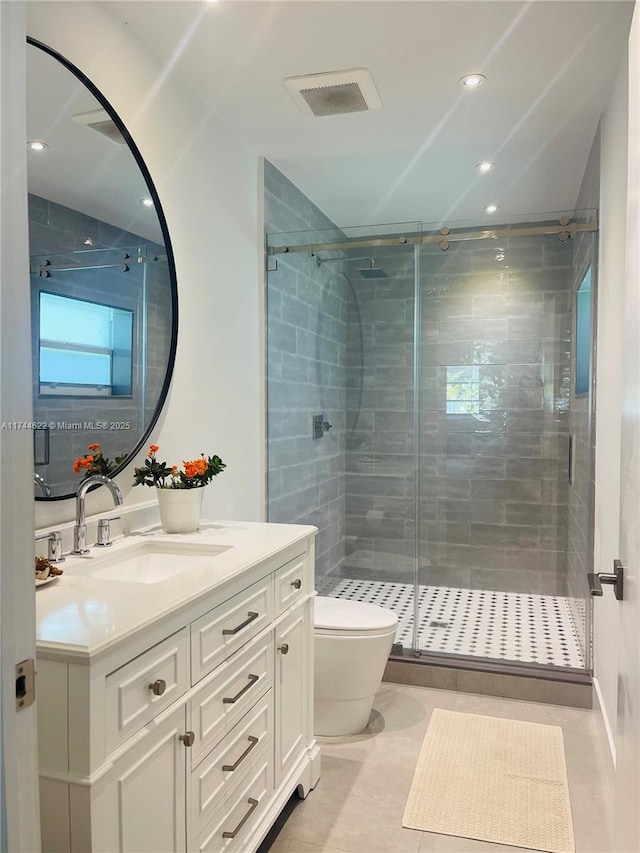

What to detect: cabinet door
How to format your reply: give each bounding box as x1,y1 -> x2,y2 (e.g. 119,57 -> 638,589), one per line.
93,705 -> 187,853
274,601 -> 311,785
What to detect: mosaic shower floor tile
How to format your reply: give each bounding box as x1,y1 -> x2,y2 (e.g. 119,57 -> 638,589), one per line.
327,578 -> 586,669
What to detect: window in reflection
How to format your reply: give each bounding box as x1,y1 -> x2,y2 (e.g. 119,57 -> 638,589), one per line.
39,292 -> 133,396
445,365 -> 480,414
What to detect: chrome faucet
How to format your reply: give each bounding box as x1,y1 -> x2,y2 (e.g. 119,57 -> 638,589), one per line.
34,472 -> 51,497
73,475 -> 123,554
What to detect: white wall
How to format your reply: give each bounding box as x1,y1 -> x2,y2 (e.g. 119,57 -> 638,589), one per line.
28,1 -> 264,529
594,47 -> 628,765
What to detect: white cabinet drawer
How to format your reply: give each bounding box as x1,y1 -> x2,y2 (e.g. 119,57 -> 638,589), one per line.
189,691 -> 273,838
190,635 -> 273,765
274,552 -> 309,615
191,577 -> 273,684
192,753 -> 273,853
105,628 -> 189,753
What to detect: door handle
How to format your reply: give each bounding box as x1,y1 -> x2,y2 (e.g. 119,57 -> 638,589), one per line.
588,559 -> 624,601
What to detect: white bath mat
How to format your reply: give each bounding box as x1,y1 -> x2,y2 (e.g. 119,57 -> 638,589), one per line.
402,709 -> 575,852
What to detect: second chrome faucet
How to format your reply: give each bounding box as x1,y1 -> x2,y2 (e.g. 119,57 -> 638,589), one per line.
73,475 -> 123,555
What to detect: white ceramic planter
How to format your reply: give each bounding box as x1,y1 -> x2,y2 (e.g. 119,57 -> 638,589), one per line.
156,487 -> 205,534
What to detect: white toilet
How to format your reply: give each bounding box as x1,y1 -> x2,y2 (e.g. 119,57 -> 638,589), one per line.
313,595 -> 398,737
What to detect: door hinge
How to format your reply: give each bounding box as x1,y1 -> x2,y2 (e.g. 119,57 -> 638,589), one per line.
16,658 -> 35,710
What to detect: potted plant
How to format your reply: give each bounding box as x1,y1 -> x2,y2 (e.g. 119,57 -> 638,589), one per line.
132,445 -> 226,533
73,443 -> 127,479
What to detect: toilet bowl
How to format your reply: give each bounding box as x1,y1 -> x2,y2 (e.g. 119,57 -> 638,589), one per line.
314,595 -> 398,737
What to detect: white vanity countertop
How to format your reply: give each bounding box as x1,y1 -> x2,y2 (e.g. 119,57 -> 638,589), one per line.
35,520 -> 316,660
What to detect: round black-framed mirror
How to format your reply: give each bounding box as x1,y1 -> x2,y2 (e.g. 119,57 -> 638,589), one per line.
27,37 -> 178,501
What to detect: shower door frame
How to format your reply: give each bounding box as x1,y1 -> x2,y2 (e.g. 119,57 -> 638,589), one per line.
267,215 -> 598,672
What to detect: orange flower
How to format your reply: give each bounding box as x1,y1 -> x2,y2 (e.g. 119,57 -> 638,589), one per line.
73,459 -> 82,474
87,443 -> 101,451
150,444 -> 160,453
183,458 -> 207,479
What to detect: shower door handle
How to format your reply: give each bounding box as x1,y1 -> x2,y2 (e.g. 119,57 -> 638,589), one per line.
588,559 -> 624,600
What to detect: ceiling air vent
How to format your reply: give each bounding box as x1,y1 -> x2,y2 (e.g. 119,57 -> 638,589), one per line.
284,67 -> 382,117
71,108 -> 126,145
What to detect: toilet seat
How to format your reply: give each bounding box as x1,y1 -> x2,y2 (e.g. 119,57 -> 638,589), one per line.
314,596 -> 398,636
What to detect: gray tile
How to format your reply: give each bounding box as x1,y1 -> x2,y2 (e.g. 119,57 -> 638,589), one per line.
275,785 -> 422,852
454,672 -> 592,707
506,458 -> 565,480
505,502 -> 568,526
471,523 -> 540,548
436,543 -> 507,570
469,568 -> 540,594
470,479 -> 542,502
439,318 -> 508,343
421,478 -> 471,500
437,500 -> 505,524
438,456 -> 507,479
383,661 -> 459,691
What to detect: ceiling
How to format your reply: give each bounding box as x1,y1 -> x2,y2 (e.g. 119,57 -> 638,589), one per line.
28,1 -> 634,234
26,42 -> 163,244
105,0 -> 634,229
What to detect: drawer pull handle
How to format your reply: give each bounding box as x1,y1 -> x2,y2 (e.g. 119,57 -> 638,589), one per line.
278,643 -> 289,655
222,798 -> 259,839
291,579 -> 302,590
222,611 -> 259,636
179,731 -> 195,748
148,679 -> 166,696
223,673 -> 259,704
222,735 -> 259,771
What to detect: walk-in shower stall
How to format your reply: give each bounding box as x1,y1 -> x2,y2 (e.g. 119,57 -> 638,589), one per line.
265,209 -> 597,678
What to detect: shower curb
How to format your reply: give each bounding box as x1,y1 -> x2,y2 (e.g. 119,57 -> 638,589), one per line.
383,656 -> 592,709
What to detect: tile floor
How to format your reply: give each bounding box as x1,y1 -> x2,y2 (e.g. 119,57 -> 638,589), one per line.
259,682 -> 613,853
327,579 -> 586,669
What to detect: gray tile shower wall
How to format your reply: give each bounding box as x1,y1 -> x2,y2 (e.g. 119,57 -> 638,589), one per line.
29,194 -> 171,496
264,161 -> 347,587
344,233 -> 574,595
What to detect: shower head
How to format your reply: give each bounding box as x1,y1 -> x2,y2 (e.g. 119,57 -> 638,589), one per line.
315,254 -> 387,278
357,264 -> 387,279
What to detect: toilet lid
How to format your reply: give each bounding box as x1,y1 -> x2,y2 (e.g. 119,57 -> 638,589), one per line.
314,595 -> 398,631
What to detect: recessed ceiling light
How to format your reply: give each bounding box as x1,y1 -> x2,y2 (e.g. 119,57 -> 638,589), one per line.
475,161 -> 494,174
27,140 -> 48,151
139,198 -> 154,208
484,204 -> 500,214
459,73 -> 486,89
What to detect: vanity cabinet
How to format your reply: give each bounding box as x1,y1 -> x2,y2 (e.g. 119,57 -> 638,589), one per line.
37,531 -> 320,853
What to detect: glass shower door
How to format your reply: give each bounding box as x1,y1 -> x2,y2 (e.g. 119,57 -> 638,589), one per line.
416,223 -> 593,672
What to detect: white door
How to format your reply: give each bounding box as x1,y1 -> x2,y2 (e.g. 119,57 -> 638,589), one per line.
94,705 -> 187,853
0,3 -> 41,851
614,6 -> 640,850
274,603 -> 309,785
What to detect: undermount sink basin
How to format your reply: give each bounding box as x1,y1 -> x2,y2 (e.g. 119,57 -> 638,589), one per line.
77,540 -> 231,584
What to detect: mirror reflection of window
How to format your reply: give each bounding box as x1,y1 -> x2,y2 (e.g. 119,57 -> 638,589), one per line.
39,292 -> 133,396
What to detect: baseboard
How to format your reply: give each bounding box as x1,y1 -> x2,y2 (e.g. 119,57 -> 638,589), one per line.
593,676 -> 616,778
